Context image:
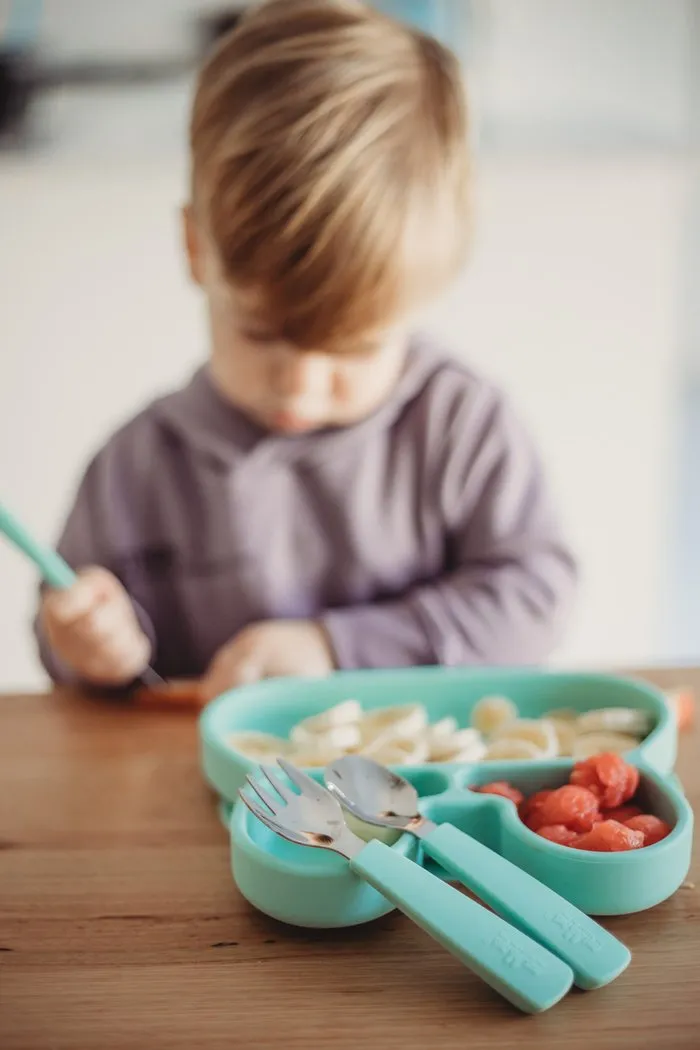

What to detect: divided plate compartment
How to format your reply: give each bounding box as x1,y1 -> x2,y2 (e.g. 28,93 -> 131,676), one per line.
200,669 -> 694,927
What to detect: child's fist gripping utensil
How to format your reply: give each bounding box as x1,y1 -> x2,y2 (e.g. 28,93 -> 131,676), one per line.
0,500 -> 163,688
41,567 -> 153,686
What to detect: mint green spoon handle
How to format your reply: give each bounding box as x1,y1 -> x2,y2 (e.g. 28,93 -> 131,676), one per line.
351,838 -> 573,1013
0,501 -> 76,589
0,500 -> 164,687
421,822 -> 630,990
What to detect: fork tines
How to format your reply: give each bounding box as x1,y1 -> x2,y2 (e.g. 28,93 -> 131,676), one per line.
244,772 -> 280,814
238,790 -> 274,827
277,757 -> 327,798
239,756 -> 325,817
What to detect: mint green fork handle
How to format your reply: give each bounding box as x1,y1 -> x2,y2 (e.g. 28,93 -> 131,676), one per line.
421,822 -> 630,990
0,501 -> 76,589
350,838 -> 573,1014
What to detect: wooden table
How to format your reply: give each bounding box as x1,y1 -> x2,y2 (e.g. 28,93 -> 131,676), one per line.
1,669 -> 698,1050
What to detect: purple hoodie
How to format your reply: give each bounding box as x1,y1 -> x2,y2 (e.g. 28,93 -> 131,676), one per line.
36,338 -> 577,680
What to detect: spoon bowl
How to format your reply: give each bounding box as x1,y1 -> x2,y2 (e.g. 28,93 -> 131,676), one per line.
326,754 -> 421,828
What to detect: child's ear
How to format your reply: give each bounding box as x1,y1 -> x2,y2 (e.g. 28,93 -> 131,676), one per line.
182,204 -> 204,286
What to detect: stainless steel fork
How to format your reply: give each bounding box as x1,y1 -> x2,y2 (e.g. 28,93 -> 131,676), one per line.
240,758 -> 574,1014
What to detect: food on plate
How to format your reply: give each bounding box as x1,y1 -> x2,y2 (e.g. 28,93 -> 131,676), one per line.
291,722 -> 362,753
361,734 -> 430,766
357,703 -> 428,744
470,695 -> 517,736
225,731 -> 292,760
571,731 -> 641,760
623,814 -> 672,846
427,727 -> 486,763
483,738 -> 545,761
471,753 -> 672,851
547,717 -> 577,757
602,804 -> 643,823
471,781 -> 525,805
575,707 -> 652,737
573,820 -> 645,852
535,824 -> 580,846
545,707 -> 578,722
523,785 -> 601,833
490,717 -> 559,759
570,752 -> 639,809
225,691 -> 654,770
290,699 -> 362,743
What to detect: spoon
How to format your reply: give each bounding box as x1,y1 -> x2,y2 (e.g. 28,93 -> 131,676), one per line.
325,754 -> 631,990
242,758 -> 574,1014
0,499 -> 164,688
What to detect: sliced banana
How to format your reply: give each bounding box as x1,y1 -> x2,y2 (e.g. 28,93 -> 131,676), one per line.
361,734 -> 430,766
572,731 -> 641,759
484,738 -> 545,761
359,703 -> 428,744
288,737 -> 362,767
232,694 -> 648,771
290,721 -> 361,752
290,699 -> 362,742
575,707 -> 651,737
286,746 -> 337,768
548,717 -> 577,757
438,737 -> 488,764
491,718 -> 558,758
471,695 -> 518,737
428,727 -> 485,762
545,707 -> 578,722
226,731 -> 292,760
429,716 -> 459,737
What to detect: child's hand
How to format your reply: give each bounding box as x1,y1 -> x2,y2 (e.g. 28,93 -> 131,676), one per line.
200,620 -> 335,702
40,567 -> 151,686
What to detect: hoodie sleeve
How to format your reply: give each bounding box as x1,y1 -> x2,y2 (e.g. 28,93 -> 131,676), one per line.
34,453 -> 156,684
321,390 -> 577,669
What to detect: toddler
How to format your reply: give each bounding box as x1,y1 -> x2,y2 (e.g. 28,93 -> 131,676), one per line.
37,0 -> 577,701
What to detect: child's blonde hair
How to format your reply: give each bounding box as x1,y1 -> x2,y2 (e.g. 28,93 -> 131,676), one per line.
190,0 -> 469,351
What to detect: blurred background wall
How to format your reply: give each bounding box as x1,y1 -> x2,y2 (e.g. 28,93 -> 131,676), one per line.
1,0 -> 698,688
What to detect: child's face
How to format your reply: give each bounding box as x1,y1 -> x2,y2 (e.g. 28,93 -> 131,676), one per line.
184,210 -> 408,434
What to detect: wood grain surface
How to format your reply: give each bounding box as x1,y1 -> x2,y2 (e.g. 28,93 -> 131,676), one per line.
1,669 -> 698,1050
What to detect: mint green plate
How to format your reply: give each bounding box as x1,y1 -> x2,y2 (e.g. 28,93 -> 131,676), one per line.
199,669 -> 694,927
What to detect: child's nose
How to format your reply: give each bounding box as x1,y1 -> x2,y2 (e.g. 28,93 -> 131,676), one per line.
277,353 -> 327,399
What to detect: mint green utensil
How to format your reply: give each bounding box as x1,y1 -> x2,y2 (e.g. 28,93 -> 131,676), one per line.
241,758 -> 574,1014
0,500 -> 76,589
327,755 -> 631,990
0,500 -> 164,687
